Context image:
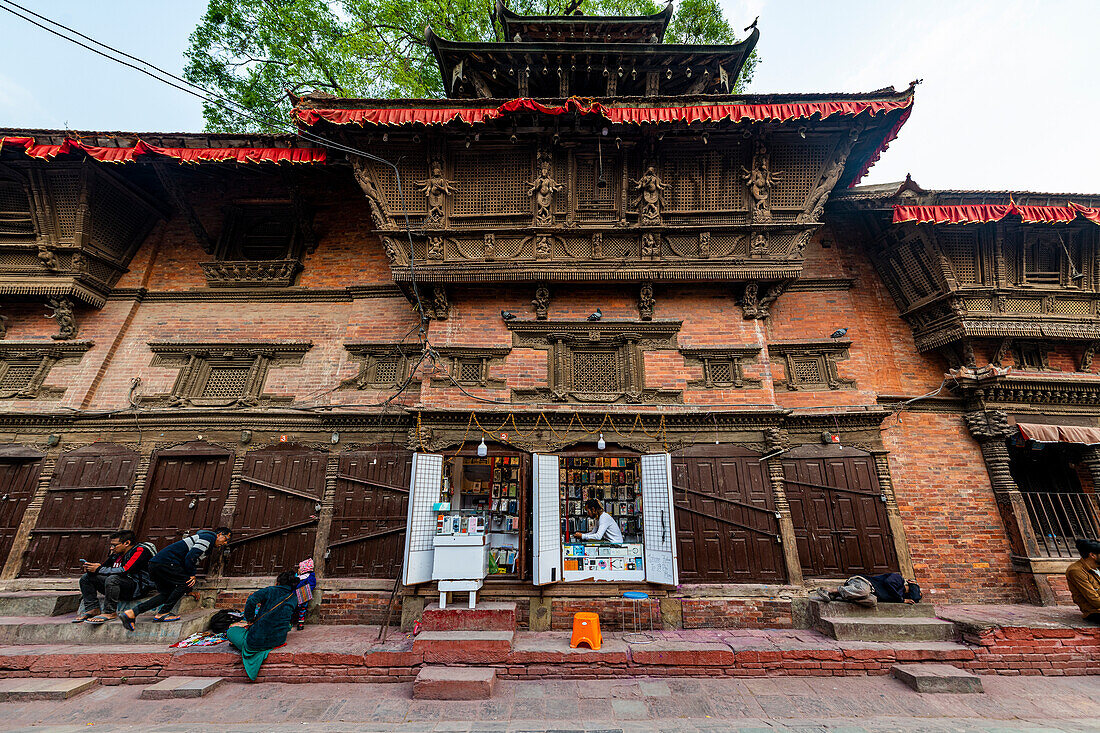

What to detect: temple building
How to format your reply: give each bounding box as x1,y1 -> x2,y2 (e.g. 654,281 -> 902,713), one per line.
0,3 -> 1097,627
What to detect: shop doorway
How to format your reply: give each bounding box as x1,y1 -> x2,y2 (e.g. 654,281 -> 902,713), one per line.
22,444 -> 138,577
781,445 -> 897,578
672,445 -> 786,583
136,442 -> 232,555
0,447 -> 43,569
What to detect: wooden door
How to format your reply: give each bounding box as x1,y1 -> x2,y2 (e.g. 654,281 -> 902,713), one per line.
226,446 -> 325,575
781,446 -> 897,578
22,444 -> 138,576
0,449 -> 43,568
326,446 -> 412,578
137,443 -> 232,557
672,446 -> 786,583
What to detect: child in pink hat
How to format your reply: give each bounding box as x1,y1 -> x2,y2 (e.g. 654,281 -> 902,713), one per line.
294,558 -> 316,630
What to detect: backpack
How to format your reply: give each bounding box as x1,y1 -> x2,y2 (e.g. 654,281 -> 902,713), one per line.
209,609 -> 244,633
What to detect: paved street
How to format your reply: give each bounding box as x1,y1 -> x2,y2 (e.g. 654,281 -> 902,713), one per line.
4,675 -> 1098,732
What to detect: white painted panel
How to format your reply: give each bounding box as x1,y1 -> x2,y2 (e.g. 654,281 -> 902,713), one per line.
532,453 -> 562,585
641,452 -> 678,585
402,452 -> 443,586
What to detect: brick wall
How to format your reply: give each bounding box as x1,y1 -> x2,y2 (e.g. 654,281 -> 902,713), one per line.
215,589 -> 401,626
680,598 -> 794,629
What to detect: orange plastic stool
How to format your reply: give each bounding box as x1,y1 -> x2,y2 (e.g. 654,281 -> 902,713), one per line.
570,612 -> 602,650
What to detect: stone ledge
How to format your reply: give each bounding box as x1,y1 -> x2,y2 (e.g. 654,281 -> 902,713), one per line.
892,663 -> 984,693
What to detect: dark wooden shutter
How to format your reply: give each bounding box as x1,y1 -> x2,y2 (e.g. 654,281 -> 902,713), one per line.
137,443 -> 232,558
226,446 -> 325,574
0,452 -> 42,568
672,445 -> 785,583
22,444 -> 138,576
326,446 -> 412,578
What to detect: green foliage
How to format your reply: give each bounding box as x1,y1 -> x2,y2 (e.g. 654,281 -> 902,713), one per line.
184,0 -> 758,133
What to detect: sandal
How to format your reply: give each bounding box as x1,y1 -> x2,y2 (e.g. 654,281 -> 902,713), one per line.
72,610 -> 100,624
119,610 -> 136,631
152,614 -> 181,623
86,614 -> 115,625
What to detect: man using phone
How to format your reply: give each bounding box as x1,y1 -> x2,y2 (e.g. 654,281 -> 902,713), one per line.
120,527 -> 231,629
73,530 -> 155,624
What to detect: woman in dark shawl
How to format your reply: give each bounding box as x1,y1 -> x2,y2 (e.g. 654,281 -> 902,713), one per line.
226,570 -> 298,681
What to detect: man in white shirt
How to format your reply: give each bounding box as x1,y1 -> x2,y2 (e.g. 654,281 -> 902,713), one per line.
573,498 -> 623,544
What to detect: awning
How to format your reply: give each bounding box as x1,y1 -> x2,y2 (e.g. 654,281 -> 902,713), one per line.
1017,423 -> 1100,445
894,202 -> 1100,226
0,137 -> 326,165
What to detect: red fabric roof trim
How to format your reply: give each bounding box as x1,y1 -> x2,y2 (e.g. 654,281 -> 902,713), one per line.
293,95 -> 914,128
0,136 -> 325,164
894,201 -> 1100,226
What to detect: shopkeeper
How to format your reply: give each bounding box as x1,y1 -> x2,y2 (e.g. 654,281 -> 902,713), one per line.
572,498 -> 623,544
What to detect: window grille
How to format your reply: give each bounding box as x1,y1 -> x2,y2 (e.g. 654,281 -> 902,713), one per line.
1026,236 -> 1061,285
200,367 -> 251,398
938,229 -> 980,284
1013,344 -> 1048,371
458,360 -> 483,383
0,363 -> 37,391
0,180 -> 33,238
791,356 -> 826,385
707,360 -> 734,385
572,351 -> 618,392
374,358 -> 400,385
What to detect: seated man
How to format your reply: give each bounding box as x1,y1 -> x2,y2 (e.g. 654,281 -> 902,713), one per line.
1066,538 -> 1100,622
572,498 -> 623,544
74,530 -> 155,624
120,526 -> 231,629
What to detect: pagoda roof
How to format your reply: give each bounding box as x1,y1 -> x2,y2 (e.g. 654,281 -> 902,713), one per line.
426,25 -> 759,98
494,0 -> 674,43
0,130 -> 324,164
833,177 -> 1100,209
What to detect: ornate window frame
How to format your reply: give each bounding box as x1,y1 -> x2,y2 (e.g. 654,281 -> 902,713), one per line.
428,346 -> 510,389
506,320 -> 682,404
343,343 -> 422,390
1012,341 -> 1050,371
144,341 -> 311,406
768,340 -> 855,391
0,341 -> 92,400
200,203 -> 314,288
681,346 -> 762,389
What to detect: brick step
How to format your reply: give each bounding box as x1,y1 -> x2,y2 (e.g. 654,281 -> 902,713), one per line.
419,602 -> 518,632
139,676 -> 225,699
413,666 -> 496,699
412,630 -> 515,664
0,592 -> 80,617
810,599 -> 937,619
0,608 -> 216,645
816,616 -> 956,642
891,663 -> 984,693
0,677 -> 97,701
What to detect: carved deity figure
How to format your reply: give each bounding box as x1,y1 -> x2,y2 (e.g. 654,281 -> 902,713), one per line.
45,297 -> 77,340
416,160 -> 455,225
532,286 -> 551,320
534,234 -> 552,259
483,233 -> 495,259
70,251 -> 87,274
630,166 -> 668,225
352,158 -> 389,227
37,244 -> 59,271
641,232 -> 660,258
799,157 -> 845,223
432,286 -> 449,320
698,232 -> 711,258
426,236 -> 444,260
749,234 -> 768,257
742,141 -> 781,222
527,159 -> 563,226
591,233 -> 604,258
380,237 -> 400,265
638,283 -> 655,321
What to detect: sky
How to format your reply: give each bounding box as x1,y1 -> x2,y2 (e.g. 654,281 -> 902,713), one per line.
0,0 -> 1097,193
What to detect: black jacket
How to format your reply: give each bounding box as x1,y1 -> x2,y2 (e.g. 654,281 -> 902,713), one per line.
96,541 -> 155,597
243,583 -> 297,651
150,530 -> 217,575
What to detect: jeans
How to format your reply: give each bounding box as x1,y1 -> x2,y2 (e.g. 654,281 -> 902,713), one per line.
78,573 -> 137,614
132,562 -> 191,616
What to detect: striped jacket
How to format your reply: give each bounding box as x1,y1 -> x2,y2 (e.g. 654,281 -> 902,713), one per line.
150,530 -> 217,575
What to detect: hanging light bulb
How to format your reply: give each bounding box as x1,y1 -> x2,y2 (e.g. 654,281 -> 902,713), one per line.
597,433 -> 606,451
477,437 -> 488,457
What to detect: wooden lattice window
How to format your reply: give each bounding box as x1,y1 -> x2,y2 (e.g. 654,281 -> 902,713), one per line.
200,366 -> 252,399
682,348 -> 762,390
0,178 -> 34,240
0,343 -> 89,400
343,344 -> 423,391
572,350 -> 620,393
428,347 -> 510,390
1013,342 -> 1050,371
769,341 -> 855,392
218,205 -> 302,261
457,360 -> 484,384
147,342 -> 310,406
1024,234 -> 1064,286
938,229 -> 981,285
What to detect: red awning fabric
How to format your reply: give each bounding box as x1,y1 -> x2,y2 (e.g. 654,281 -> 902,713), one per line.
294,95 -> 913,128
0,136 -> 325,164
894,201 -> 1100,226
1018,423 -> 1100,445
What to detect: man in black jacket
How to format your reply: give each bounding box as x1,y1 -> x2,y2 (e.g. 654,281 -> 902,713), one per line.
73,530 -> 154,624
121,527 -> 231,628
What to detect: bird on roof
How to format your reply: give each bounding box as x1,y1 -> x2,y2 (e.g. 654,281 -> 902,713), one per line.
587,308 -> 603,322
829,328 -> 848,339
744,16 -> 759,32
501,310 -> 517,321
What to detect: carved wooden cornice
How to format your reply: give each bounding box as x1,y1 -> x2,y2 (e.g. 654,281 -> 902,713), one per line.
0,340 -> 93,357
148,341 -> 312,356
200,260 -> 302,288
106,285 -> 403,303
767,339 -> 852,355
506,319 -> 681,348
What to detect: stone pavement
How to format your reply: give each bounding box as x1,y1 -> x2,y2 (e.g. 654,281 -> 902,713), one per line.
3,674 -> 1099,732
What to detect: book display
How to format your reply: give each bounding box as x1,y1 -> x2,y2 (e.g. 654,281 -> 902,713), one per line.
558,455 -> 646,581
452,456 -> 522,576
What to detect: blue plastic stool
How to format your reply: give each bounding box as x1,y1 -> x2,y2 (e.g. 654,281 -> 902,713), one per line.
621,591 -> 653,643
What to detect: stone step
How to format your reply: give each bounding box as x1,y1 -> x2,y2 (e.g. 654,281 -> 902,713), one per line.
419,602 -> 518,632
139,676 -> 225,699
0,677 -> 97,701
810,599 -> 937,619
891,663 -> 984,693
412,630 -> 515,664
816,617 -> 957,642
413,666 -> 496,700
0,608 -> 216,645
0,591 -> 81,617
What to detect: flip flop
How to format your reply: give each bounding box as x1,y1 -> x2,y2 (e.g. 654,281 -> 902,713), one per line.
71,610 -> 100,624
119,611 -> 136,631
152,614 -> 181,623
86,615 -> 116,625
